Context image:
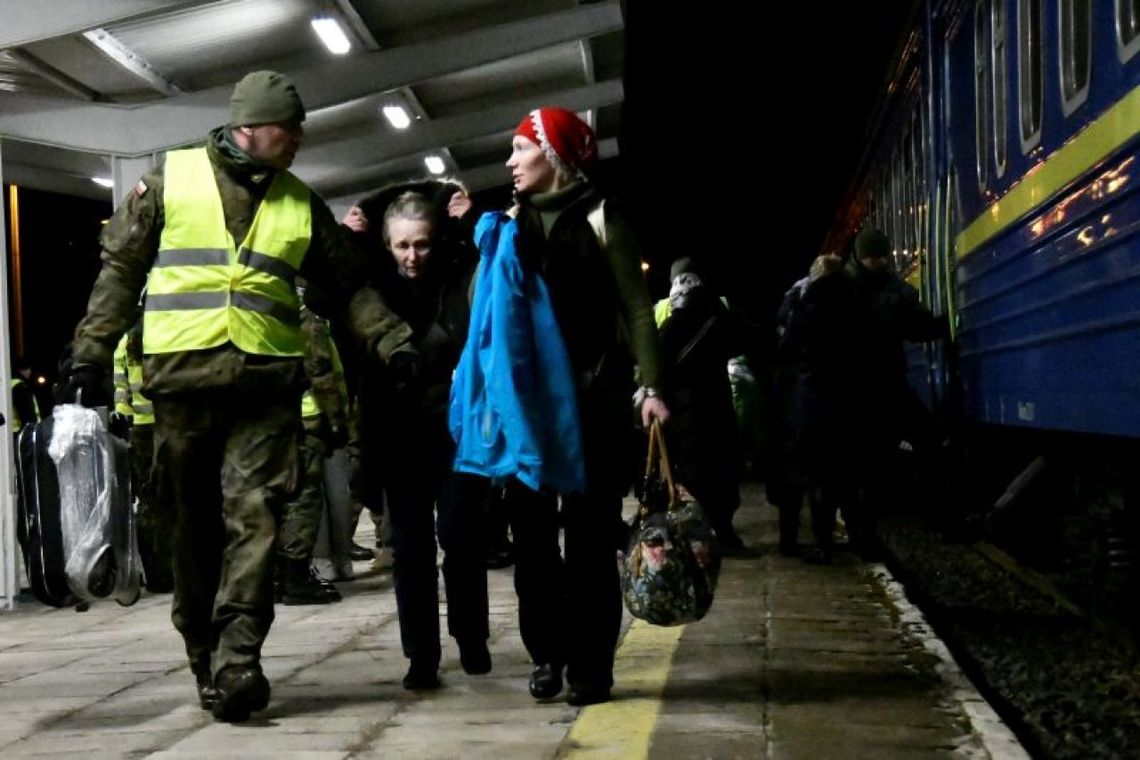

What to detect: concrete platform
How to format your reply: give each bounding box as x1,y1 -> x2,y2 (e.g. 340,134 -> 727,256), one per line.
0,486 -> 1027,758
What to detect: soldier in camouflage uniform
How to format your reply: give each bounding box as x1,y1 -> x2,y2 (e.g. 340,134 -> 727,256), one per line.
113,317 -> 174,592
276,296 -> 350,604
63,71 -> 417,723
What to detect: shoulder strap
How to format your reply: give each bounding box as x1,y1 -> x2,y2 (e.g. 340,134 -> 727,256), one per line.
675,314 -> 718,364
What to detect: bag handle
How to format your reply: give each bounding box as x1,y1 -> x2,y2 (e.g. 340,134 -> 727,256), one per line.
642,419 -> 678,512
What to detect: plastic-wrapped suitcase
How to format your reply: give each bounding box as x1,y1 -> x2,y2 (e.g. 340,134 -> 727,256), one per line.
14,417 -> 78,608
49,404 -> 141,606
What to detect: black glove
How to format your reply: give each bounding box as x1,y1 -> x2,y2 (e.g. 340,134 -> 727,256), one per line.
108,411 -> 133,440
62,363 -> 111,408
387,350 -> 422,393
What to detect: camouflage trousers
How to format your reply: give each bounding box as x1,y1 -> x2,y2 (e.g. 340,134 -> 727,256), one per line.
153,392 -> 299,678
277,421 -> 326,563
130,424 -> 175,592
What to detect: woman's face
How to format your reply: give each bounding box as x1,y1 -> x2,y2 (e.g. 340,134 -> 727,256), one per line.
386,217 -> 434,279
506,135 -> 557,194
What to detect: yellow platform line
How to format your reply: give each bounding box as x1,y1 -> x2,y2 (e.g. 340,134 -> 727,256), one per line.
562,620 -> 685,759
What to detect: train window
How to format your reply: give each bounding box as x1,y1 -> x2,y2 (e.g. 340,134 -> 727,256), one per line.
975,0 -> 992,190
1059,0 -> 1091,115
1117,0 -> 1140,60
1019,0 -> 1044,151
993,0 -> 1009,177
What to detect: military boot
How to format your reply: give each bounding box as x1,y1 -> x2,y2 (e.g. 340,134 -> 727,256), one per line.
212,665 -> 270,723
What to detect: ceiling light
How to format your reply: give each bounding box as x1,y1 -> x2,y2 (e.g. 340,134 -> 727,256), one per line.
424,155 -> 446,175
311,17 -> 352,55
383,105 -> 411,129
91,177 -> 114,188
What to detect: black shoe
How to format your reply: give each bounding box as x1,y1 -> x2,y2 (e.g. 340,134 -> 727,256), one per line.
402,659 -> 441,690
528,663 -> 563,699
459,641 -> 492,675
282,573 -> 341,605
212,665 -> 270,723
567,684 -> 611,706
349,542 -> 374,561
195,672 -> 219,711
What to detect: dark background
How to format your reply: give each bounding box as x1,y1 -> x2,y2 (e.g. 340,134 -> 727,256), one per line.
620,0 -> 913,325
4,1 -> 913,389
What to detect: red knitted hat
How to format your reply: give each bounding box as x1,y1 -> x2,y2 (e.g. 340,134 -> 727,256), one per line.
514,108 -> 597,180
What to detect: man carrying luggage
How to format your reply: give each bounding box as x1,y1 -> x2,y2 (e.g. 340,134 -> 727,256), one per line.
62,71 -> 416,722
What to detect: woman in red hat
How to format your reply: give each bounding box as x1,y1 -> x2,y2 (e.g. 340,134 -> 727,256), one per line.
500,107 -> 669,706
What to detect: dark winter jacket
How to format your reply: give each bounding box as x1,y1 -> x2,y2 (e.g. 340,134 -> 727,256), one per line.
845,258 -> 947,398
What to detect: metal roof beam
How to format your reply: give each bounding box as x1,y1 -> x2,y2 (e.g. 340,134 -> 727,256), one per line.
0,0 -> 216,49
82,29 -> 185,97
0,1 -> 623,156
6,49 -> 101,101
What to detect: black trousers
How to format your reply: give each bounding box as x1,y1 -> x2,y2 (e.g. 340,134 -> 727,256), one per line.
503,477 -> 624,691
384,419 -> 488,666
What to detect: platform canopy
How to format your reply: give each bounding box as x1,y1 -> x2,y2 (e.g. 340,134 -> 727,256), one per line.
0,0 -> 625,208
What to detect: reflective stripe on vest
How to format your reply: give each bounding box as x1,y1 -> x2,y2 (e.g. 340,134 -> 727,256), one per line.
144,148 -> 311,357
128,364 -> 155,425
114,334 -> 155,425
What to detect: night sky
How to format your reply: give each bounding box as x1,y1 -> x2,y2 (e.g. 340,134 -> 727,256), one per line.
621,0 -> 913,326
4,1 -> 913,386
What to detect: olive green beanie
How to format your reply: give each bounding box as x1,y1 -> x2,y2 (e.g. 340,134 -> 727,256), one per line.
228,71 -> 306,127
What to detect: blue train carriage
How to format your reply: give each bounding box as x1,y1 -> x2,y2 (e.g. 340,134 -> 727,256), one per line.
950,0 -> 1140,439
836,0 -> 1140,613
838,0 -> 1140,438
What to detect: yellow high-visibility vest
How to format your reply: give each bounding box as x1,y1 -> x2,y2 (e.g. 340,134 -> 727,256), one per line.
144,148 -> 311,357
300,327 -> 347,420
113,334 -> 154,426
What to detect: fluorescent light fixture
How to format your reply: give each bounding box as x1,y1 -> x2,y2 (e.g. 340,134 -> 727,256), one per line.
91,177 -> 114,188
424,155 -> 446,175
311,17 -> 352,55
383,105 -> 411,129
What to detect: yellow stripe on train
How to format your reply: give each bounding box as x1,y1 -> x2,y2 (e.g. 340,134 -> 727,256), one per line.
956,83 -> 1140,259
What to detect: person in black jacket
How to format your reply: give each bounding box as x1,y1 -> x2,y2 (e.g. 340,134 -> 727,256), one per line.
843,229 -> 948,555
781,255 -> 861,563
342,182 -> 489,691
659,257 -> 749,550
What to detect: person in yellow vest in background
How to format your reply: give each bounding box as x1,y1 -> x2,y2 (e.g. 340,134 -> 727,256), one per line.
276,292 -> 349,605
113,318 -> 174,593
61,71 -> 417,723
9,358 -> 41,433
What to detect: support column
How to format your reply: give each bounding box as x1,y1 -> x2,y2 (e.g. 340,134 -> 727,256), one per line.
0,139 -> 18,611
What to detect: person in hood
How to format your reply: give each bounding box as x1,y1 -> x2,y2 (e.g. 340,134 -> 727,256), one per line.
658,257 -> 750,550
